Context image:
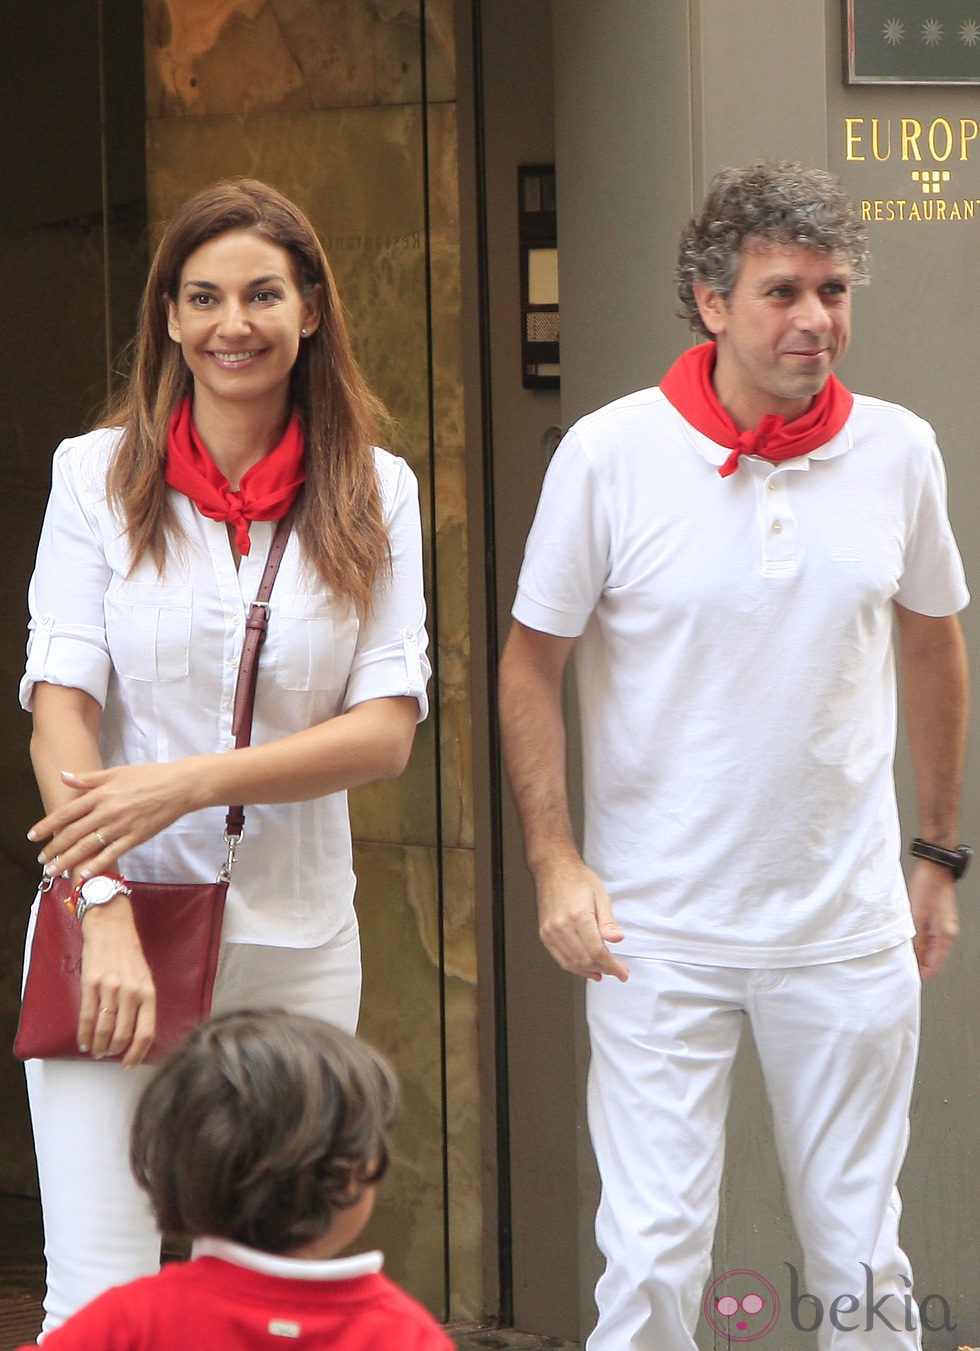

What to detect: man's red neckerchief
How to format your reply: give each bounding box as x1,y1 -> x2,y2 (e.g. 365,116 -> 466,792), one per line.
659,342 -> 853,478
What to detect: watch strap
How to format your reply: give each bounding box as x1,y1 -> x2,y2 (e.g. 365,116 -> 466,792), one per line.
72,874 -> 132,921
909,837 -> 973,879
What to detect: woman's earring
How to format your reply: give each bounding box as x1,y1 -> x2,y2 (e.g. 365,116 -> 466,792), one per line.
300,328 -> 308,337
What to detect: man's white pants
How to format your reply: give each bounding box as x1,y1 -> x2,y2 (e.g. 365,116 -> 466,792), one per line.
24,911 -> 361,1339
585,942 -> 921,1351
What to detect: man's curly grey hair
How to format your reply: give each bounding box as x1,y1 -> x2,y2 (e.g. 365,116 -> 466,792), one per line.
677,161 -> 870,338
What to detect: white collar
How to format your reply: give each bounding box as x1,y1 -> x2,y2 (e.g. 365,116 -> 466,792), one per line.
670,401 -> 853,471
191,1235 -> 384,1282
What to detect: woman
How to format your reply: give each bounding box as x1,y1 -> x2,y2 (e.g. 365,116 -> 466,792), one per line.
20,179 -> 430,1335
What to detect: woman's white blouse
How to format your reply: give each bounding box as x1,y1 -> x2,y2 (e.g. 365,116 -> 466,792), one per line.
21,428 -> 430,948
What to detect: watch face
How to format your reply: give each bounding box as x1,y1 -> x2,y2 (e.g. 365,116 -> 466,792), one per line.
81,875 -> 119,905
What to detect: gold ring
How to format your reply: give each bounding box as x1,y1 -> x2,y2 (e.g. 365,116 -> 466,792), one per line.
95,831 -> 109,848
99,1007 -> 117,1016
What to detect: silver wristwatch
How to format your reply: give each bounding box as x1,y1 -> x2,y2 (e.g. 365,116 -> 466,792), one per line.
74,874 -> 132,922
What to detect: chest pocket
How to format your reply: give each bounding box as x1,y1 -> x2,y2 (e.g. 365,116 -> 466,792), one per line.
104,579 -> 192,683
270,595 -> 358,693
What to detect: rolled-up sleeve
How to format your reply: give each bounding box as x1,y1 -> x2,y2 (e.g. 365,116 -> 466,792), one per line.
342,452 -> 431,721
20,439 -> 115,712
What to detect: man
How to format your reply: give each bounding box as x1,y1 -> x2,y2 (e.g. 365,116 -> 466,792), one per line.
499,162 -> 969,1350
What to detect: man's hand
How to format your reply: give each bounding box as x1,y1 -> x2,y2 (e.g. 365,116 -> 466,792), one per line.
534,855 -> 629,982
500,621 -> 628,981
908,859 -> 960,981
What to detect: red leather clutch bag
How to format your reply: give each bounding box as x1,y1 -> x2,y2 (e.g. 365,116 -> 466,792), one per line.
14,519 -> 292,1065
15,872 -> 226,1064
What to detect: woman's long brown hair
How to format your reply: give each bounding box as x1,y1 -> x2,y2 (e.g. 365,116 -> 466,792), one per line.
103,179 -> 391,614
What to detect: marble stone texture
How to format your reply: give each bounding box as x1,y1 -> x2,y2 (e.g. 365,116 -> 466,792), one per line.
356,841 -> 481,1320
146,0 -> 456,117
145,100 -> 472,855
144,1 -> 480,1320
0,203 -> 148,1196
0,778 -> 43,1195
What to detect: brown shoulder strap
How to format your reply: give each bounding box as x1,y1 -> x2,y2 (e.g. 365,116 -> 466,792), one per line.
225,516 -> 293,839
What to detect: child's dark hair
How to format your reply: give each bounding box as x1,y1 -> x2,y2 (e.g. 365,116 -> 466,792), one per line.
130,1010 -> 399,1254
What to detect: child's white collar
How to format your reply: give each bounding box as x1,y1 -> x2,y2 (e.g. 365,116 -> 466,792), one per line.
192,1235 -> 384,1282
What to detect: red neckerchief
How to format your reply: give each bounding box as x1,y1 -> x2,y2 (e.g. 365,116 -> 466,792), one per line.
659,342 -> 853,478
164,396 -> 305,555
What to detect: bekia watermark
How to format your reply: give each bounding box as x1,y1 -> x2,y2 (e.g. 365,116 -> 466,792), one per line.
703,1270 -> 780,1343
704,1264 -> 956,1343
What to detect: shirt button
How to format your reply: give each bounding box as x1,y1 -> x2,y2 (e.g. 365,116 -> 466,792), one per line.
767,480 -> 778,492
771,520 -> 783,534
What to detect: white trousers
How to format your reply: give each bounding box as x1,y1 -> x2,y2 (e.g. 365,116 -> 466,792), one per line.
585,943 -> 921,1351
23,911 -> 361,1337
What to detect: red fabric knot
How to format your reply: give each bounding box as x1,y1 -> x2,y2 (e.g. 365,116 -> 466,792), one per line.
659,342 -> 853,479
165,396 -> 306,554
719,414 -> 787,478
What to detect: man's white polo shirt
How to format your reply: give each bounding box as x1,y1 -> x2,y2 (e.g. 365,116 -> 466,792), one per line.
513,387 -> 968,967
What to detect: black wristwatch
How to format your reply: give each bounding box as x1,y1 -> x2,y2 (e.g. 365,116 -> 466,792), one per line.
909,838 -> 973,879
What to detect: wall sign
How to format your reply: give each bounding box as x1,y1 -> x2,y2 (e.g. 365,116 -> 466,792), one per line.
518,164 -> 559,390
843,115 -> 980,221
846,1 -> 980,84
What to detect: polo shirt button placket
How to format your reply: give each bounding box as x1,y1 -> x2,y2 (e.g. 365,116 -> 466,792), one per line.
759,469 -> 798,573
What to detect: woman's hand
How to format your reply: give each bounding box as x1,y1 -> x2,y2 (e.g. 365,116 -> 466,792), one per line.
29,760 -> 202,880
29,696 -> 420,883
76,895 -> 157,1066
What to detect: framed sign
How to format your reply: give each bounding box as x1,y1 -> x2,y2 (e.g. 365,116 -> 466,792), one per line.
846,1 -> 980,83
518,164 -> 559,390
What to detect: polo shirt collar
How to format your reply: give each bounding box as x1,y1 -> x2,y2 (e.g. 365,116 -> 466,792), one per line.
679,414 -> 853,472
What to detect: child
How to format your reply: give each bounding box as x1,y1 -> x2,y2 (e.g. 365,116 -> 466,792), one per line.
20,1011 -> 453,1349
